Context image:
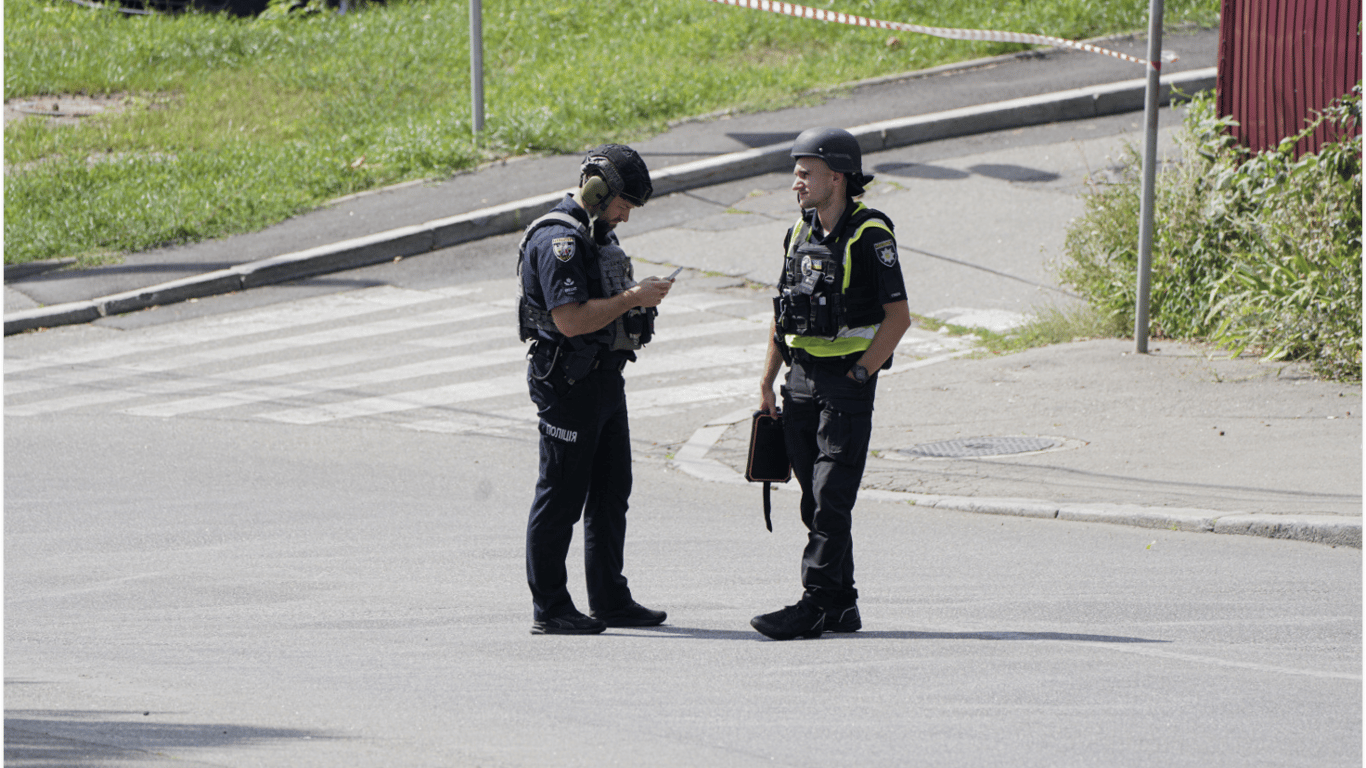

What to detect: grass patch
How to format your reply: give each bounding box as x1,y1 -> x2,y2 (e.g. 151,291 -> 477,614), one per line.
5,0 -> 1220,265
913,303 -> 1126,356
981,304 -> 1130,353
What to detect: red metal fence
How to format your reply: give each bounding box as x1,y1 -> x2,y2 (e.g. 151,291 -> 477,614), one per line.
1217,0 -> 1362,155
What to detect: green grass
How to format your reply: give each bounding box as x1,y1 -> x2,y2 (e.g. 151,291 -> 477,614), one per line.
913,303 -> 1128,357
4,0 -> 1221,265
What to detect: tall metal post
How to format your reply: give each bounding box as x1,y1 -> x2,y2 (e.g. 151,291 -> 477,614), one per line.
470,0 -> 485,136
1133,0 -> 1164,354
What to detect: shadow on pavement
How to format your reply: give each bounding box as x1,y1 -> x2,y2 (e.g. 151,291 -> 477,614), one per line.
5,708 -> 343,767
611,627 -> 1168,643
726,131 -> 802,149
852,630 -> 1169,643
872,161 -> 971,180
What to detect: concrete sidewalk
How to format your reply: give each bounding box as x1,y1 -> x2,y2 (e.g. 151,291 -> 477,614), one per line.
675,338 -> 1363,549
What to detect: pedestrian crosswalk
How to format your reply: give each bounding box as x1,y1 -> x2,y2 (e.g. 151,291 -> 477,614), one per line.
4,278 -> 982,437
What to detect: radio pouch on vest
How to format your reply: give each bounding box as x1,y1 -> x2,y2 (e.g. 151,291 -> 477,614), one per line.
745,411 -> 791,532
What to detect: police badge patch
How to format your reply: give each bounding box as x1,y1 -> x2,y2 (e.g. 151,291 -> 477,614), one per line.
552,237 -> 576,262
874,239 -> 898,267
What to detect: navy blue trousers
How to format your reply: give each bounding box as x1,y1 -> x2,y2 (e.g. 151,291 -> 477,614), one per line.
525,359 -> 634,621
781,355 -> 876,611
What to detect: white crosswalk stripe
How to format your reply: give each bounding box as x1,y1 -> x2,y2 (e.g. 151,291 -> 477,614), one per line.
7,301 -> 511,415
10,285 -> 478,372
5,281 -> 983,436
127,345 -> 530,420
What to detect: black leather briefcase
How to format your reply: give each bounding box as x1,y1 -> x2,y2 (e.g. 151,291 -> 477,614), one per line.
745,411 -> 790,532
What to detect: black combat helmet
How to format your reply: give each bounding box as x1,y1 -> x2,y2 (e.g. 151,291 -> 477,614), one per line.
790,127 -> 875,196
580,144 -> 653,208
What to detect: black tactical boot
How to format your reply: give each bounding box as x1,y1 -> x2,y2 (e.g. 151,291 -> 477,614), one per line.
750,602 -> 825,640
825,603 -> 862,633
531,610 -> 607,635
592,601 -> 667,627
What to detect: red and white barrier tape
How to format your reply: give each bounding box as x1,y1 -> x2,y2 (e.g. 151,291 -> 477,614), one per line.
706,0 -> 1165,70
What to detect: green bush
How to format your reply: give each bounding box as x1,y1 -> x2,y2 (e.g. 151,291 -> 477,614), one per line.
1060,85 -> 1362,381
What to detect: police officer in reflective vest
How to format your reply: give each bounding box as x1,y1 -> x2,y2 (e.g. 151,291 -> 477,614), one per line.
752,127 -> 912,640
518,144 -> 675,635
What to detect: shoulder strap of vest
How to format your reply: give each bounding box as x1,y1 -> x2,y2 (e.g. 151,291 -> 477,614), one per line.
785,217 -> 808,257
787,205 -> 890,252
517,211 -> 592,343
518,211 -> 589,257
517,210 -> 593,293
840,204 -> 894,291
846,202 -> 893,233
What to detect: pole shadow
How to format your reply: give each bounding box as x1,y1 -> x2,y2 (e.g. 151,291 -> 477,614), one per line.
873,161 -> 971,180
872,161 -> 1061,183
726,131 -> 803,149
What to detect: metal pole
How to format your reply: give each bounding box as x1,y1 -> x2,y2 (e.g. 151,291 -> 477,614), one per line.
470,0 -> 485,136
1133,0 -> 1164,354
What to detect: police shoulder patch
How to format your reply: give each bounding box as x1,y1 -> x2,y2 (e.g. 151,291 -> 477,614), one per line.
874,239 -> 898,267
551,237 -> 576,262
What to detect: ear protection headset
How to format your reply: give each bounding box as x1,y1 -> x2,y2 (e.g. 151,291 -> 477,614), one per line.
580,153 -> 626,211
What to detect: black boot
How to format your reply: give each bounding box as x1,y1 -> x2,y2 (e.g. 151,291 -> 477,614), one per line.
750,602 -> 825,640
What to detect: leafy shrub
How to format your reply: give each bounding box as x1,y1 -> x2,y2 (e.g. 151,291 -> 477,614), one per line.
1060,85 -> 1362,381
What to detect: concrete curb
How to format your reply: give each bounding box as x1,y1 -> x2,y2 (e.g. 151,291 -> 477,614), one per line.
4,68 -> 1216,336
918,497 -> 1362,549
673,404 -> 1363,550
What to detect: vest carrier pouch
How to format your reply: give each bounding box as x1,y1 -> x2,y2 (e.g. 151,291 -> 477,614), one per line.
777,240 -> 843,338
775,205 -> 895,343
598,244 -> 654,351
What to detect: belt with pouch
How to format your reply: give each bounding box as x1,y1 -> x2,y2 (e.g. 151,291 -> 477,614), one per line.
789,348 -> 861,368
529,340 -> 627,380
789,347 -> 892,372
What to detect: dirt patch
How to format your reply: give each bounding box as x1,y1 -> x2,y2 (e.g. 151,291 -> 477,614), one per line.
4,93 -> 132,126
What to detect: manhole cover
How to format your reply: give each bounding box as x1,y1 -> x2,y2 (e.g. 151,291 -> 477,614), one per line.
900,436 -> 1060,458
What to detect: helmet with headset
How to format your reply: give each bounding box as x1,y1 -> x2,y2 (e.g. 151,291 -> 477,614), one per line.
579,144 -> 653,211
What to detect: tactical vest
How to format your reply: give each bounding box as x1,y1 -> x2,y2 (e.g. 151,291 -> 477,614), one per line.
775,203 -> 894,356
517,211 -> 654,351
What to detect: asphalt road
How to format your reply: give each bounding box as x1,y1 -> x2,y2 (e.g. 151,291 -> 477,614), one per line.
5,405 -> 1362,767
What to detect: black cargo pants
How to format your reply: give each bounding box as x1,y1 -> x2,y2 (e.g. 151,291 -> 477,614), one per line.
525,344 -> 634,621
781,351 -> 877,611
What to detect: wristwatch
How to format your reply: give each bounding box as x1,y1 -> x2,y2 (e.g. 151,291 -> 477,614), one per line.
849,364 -> 870,384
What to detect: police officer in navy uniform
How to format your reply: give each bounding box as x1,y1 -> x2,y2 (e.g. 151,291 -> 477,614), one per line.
752,127 -> 912,640
519,144 -> 675,635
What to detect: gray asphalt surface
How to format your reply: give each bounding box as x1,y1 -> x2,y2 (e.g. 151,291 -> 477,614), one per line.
6,408 -> 1359,767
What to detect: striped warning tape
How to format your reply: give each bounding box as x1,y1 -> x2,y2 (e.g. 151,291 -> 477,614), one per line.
706,0 -> 1164,70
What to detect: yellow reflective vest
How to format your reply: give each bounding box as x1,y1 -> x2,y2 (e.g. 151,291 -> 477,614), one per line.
782,203 -> 894,357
